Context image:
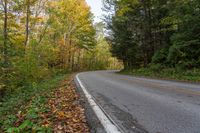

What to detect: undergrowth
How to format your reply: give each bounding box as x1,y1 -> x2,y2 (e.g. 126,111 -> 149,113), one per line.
120,66 -> 200,82
0,73 -> 68,132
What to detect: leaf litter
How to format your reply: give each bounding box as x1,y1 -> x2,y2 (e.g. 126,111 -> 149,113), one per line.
8,76 -> 90,133
49,78 -> 89,133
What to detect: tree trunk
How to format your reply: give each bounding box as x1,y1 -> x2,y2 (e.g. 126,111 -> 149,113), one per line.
68,38 -> 72,70
64,33 -> 66,46
25,0 -> 30,46
3,0 -> 8,65
1,0 -> 8,94
77,49 -> 80,71
71,48 -> 75,71
123,60 -> 128,70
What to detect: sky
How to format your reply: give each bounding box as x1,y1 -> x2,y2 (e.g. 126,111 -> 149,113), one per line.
86,0 -> 104,23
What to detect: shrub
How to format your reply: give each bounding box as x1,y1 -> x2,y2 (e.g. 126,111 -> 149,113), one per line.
152,48 -> 168,64
149,64 -> 164,72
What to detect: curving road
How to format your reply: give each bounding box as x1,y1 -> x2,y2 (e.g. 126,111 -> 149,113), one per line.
77,71 -> 200,133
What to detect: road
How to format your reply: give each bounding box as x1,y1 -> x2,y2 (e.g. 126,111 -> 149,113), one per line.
77,71 -> 200,133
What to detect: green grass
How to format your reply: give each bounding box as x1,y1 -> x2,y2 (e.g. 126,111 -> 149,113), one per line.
0,73 -> 69,132
120,67 -> 200,82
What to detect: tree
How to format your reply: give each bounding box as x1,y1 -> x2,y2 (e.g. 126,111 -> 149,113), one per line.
0,0 -> 120,99
166,0 -> 200,68
0,0 -> 8,96
48,0 -> 96,70
24,0 -> 29,46
104,0 -> 200,70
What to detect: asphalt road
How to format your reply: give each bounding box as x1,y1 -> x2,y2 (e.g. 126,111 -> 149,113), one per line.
77,71 -> 200,133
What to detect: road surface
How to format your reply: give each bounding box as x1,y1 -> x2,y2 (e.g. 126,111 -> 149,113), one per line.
77,71 -> 200,133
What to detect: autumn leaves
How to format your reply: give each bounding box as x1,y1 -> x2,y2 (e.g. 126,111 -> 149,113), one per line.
47,78 -> 89,133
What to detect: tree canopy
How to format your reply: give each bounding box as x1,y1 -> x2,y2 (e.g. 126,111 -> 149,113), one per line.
104,0 -> 200,70
0,0 -> 121,97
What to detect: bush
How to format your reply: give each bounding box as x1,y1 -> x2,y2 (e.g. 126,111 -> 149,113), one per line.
149,64 -> 164,72
152,48 -> 168,64
120,67 -> 200,82
0,74 -> 66,132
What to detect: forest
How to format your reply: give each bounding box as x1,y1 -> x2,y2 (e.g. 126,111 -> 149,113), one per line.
104,0 -> 200,81
0,0 -> 121,97
0,0 -> 121,132
0,0 -> 200,132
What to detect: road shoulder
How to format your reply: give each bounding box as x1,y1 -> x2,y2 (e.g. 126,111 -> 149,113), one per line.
74,75 -> 106,133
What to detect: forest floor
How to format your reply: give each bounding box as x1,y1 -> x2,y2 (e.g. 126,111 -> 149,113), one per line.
0,74 -> 89,133
119,68 -> 200,83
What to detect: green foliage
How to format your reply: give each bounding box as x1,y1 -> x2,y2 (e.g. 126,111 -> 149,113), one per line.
75,22 -> 123,71
104,0 -> 200,73
0,74 -> 66,132
6,119 -> 52,133
104,0 -> 172,68
159,0 -> 200,68
120,68 -> 200,82
14,41 -> 54,85
1,0 -> 120,132
149,64 -> 164,72
0,0 -> 117,99
152,48 -> 168,65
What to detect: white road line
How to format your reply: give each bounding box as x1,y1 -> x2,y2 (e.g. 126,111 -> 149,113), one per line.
76,74 -> 122,133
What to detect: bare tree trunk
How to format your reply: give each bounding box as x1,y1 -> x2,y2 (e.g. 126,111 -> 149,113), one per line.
64,33 -> 66,46
77,49 -> 80,70
68,38 -> 72,70
63,33 -> 67,69
25,0 -> 30,46
3,0 -> 8,65
38,24 -> 48,44
71,48 -> 75,71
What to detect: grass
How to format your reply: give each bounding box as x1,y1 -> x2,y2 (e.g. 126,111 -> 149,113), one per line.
120,67 -> 200,82
0,73 -> 69,132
